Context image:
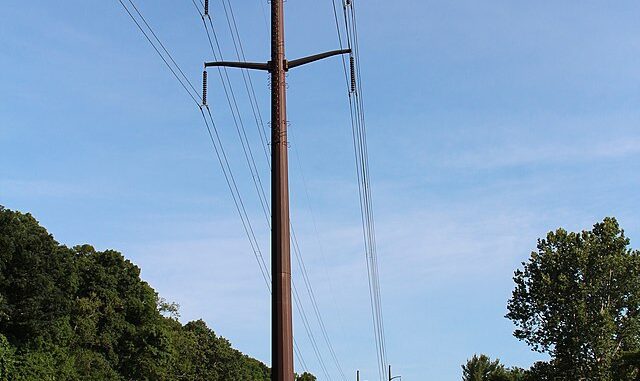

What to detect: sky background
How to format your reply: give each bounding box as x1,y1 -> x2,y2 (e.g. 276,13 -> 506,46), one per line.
2,0 -> 640,380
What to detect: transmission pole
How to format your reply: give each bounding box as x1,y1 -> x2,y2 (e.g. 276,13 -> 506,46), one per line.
203,1 -> 351,380
270,0 -> 293,378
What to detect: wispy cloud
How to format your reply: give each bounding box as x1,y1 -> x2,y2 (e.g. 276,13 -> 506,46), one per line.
0,179 -> 97,198
445,136 -> 640,170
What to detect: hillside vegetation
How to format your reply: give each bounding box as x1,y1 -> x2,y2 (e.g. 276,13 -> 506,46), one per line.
0,206 -> 315,381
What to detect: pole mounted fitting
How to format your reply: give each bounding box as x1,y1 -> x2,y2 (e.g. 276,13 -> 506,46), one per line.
350,55 -> 356,93
202,70 -> 208,107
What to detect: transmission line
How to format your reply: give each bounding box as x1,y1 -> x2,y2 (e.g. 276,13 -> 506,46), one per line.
115,0 -> 317,373
329,0 -> 389,379
117,1 -> 353,379
220,0 -> 270,161
116,0 -> 200,106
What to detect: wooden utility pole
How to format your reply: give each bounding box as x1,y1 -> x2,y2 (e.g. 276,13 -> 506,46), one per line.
204,1 -> 350,380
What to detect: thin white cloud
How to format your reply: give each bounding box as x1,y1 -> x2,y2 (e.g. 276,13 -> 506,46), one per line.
445,136 -> 640,170
0,179 -> 96,198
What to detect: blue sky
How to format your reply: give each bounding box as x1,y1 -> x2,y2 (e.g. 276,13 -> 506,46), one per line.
2,0 -> 640,380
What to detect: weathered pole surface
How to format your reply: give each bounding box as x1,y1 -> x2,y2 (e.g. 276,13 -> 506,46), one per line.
270,0 -> 294,379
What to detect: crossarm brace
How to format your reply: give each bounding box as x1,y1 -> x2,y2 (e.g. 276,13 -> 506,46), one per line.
288,49 -> 352,70
204,48 -> 351,72
204,61 -> 270,71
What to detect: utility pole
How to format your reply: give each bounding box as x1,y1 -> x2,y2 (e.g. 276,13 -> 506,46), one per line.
204,1 -> 350,380
357,370 -> 360,381
270,0 -> 293,378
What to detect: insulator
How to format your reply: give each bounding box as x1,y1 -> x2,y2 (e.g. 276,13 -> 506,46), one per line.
204,0 -> 209,16
202,70 -> 208,106
345,0 -> 351,6
350,55 -> 356,93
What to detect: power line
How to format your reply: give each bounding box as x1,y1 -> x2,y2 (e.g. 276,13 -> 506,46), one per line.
202,18 -> 272,227
125,0 -> 201,99
115,1 -> 318,374
350,0 -> 390,369
117,2 -> 357,379
293,282 -> 334,380
289,130 -> 351,357
330,0 -> 389,379
203,107 -> 313,377
220,0 -> 270,161
291,227 -> 348,381
116,0 -> 200,106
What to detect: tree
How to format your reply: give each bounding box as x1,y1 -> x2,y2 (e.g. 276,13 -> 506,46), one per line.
613,351 -> 640,381
0,205 -> 309,380
506,218 -> 640,380
0,334 -> 14,380
0,207 -> 77,347
462,355 -> 528,381
523,361 -> 555,381
507,367 -> 526,381
462,355 -> 508,381
296,372 -> 317,381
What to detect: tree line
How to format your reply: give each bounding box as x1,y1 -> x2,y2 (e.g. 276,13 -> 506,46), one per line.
462,217 -> 640,381
0,206 -> 316,381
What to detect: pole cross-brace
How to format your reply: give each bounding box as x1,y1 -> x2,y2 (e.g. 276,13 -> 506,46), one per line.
205,61 -> 270,71
204,48 -> 351,72
288,48 -> 351,70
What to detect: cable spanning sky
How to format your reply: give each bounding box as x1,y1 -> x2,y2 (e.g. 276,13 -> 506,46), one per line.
2,1 -> 640,380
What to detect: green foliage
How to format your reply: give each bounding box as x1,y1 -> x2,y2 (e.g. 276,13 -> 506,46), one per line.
524,361 -> 565,381
0,208 -> 77,347
296,372 -> 317,381
462,355 -> 523,381
506,218 -> 640,380
0,334 -> 14,381
463,218 -> 640,380
613,351 -> 640,381
462,354 -> 505,381
0,206 -> 305,380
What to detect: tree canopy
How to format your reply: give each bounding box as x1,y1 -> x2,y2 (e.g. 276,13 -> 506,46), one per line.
0,205 -> 313,380
506,217 -> 640,380
462,355 -> 524,381
464,218 -> 640,381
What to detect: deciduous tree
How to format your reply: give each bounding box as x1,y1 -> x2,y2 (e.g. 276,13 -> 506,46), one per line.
506,218 -> 640,380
